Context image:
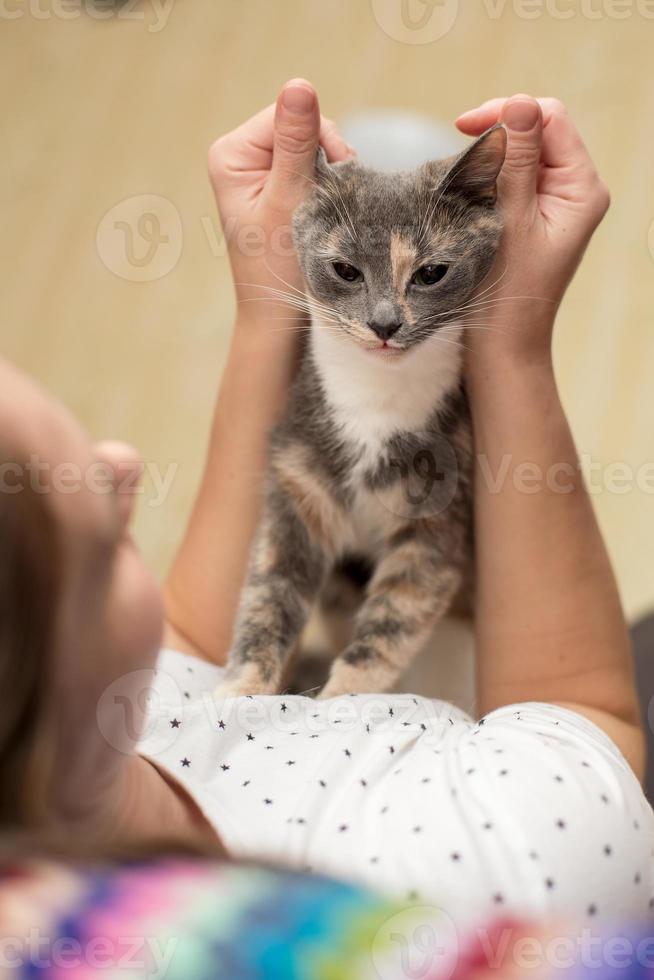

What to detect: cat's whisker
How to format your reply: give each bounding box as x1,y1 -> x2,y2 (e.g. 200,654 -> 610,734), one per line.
293,171 -> 358,243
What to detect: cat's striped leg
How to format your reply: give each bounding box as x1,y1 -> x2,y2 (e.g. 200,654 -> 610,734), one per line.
215,498 -> 328,697
318,523 -> 463,698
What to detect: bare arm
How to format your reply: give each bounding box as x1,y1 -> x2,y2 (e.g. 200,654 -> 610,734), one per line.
163,81 -> 352,664
458,97 -> 643,776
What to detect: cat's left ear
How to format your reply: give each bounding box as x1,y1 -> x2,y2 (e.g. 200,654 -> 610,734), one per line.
442,124 -> 507,205
315,146 -> 332,182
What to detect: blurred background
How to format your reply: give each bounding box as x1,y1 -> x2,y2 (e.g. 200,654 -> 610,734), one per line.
2,0 -> 653,629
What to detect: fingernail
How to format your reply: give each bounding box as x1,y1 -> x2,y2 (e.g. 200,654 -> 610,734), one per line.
346,143 -> 357,158
282,84 -> 316,115
503,99 -> 540,132
456,108 -> 476,120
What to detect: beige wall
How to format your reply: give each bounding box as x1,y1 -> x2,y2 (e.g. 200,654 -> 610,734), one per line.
2,0 -> 653,619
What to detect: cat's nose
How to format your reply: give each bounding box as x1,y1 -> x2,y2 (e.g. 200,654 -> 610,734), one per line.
367,320 -> 403,342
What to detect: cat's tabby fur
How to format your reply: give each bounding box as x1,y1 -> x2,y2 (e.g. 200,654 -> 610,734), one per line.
218,124 -> 507,698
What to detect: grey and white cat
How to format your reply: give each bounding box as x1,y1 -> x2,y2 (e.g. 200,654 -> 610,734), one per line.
217,123 -> 507,699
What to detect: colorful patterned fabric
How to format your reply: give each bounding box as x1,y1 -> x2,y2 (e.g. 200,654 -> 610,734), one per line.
7,858 -> 447,979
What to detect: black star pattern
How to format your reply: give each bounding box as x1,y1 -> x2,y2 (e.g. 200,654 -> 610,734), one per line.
413,826 -> 422,834
344,748 -> 351,758
466,768 -> 476,776
483,822 -> 493,831
370,856 -> 379,864
529,851 -> 539,861
187,666 -> 194,673
220,763 -> 230,772
170,719 -> 181,729
604,845 -> 613,856
242,780 -> 250,787
555,819 -> 566,830
545,877 -> 555,890
499,769 -> 509,776
493,893 -> 504,905
587,904 -> 597,917
218,720 -> 226,731
380,806 -> 389,815
181,758 -> 190,768
246,733 -> 255,741
281,702 -> 288,713
389,745 -> 395,754
309,734 -> 319,739
360,779 -> 367,787
420,723 -> 427,732
450,852 -> 461,862
388,707 -> 394,717
184,691 -> 190,700
263,798 -> 273,805
265,745 -> 274,750
319,780 -> 327,788
554,775 -> 564,783
421,777 -> 431,784
634,873 -> 642,885
338,824 -> 348,833
286,760 -> 296,767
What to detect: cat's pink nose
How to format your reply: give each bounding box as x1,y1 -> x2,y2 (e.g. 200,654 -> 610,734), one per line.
367,320 -> 402,342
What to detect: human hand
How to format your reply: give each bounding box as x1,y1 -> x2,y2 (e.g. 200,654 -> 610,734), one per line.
208,79 -> 353,331
456,95 -> 610,365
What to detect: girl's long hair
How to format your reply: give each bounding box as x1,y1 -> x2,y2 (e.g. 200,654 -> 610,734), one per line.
0,475 -> 226,862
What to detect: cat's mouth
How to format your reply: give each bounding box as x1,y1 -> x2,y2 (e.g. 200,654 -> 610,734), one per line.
363,342 -> 407,359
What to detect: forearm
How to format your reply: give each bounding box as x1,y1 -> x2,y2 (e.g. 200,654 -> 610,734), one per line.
468,332 -> 642,770
164,314 -> 299,664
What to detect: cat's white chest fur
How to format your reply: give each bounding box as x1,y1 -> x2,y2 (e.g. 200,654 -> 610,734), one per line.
310,318 -> 463,482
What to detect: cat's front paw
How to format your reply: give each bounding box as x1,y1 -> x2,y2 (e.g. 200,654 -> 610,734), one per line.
318,650 -> 397,699
214,663 -> 278,699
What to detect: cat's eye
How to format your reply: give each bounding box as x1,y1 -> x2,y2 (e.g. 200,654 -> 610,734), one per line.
333,261 -> 363,283
411,264 -> 449,286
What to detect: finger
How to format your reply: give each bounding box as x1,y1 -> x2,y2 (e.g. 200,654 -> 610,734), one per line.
268,78 -> 322,200
537,98 -> 595,173
208,104 -> 276,181
456,98 -> 508,135
495,95 -> 543,210
320,117 -> 355,163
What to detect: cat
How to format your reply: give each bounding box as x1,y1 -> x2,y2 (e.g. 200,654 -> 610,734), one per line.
217,123 -> 507,699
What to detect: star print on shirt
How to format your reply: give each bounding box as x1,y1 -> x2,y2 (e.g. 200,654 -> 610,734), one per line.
170,719 -> 180,729
246,733 -> 255,741
218,720 -> 226,730
220,764 -> 230,772
181,758 -> 191,768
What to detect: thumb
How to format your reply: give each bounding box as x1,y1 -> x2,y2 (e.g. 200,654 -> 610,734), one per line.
268,78 -> 320,203
498,95 -> 543,210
